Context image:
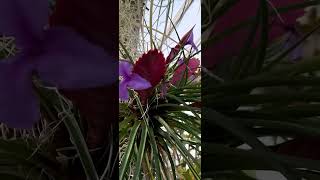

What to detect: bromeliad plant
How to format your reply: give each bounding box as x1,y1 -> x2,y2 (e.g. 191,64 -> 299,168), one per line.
119,27 -> 201,179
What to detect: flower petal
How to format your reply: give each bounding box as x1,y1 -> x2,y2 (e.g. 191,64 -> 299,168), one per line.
35,27 -> 117,89
119,80 -> 129,100
0,0 -> 48,48
166,45 -> 180,64
133,49 -> 166,103
166,28 -> 198,64
0,57 -> 39,128
119,60 -> 133,78
171,58 -> 200,85
127,73 -> 151,90
283,32 -> 303,62
133,49 -> 166,87
180,28 -> 198,51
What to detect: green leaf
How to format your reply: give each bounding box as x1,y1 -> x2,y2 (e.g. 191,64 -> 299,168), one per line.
133,122 -> 148,180
203,107 -> 301,180
231,3 -> 261,79
61,103 -> 99,180
206,92 -> 320,107
157,137 -> 177,180
0,139 -> 63,179
157,117 -> 201,180
203,143 -> 320,172
147,126 -> 162,180
203,61 -> 320,94
254,0 -> 268,73
119,121 -> 141,180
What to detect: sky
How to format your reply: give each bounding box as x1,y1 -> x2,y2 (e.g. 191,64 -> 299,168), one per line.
168,0 -> 201,47
143,0 -> 201,57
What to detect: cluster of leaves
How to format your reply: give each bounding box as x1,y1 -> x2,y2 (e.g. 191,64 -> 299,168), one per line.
202,0 -> 320,180
119,43 -> 201,179
119,82 -> 201,179
0,67 -> 116,180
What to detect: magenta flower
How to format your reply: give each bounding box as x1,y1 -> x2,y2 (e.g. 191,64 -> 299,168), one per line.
119,61 -> 151,101
133,49 -> 166,104
171,58 -> 200,85
0,0 -> 116,128
160,58 -> 200,97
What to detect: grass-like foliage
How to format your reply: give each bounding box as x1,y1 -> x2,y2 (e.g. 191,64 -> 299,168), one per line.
202,0 -> 320,179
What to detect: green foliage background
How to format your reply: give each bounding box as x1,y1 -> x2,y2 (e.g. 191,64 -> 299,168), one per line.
202,0 -> 320,179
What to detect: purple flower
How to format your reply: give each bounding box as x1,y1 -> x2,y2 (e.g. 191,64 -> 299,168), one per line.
180,27 -> 198,51
0,0 -> 116,128
119,61 -> 151,101
166,27 -> 198,63
283,27 -> 303,62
